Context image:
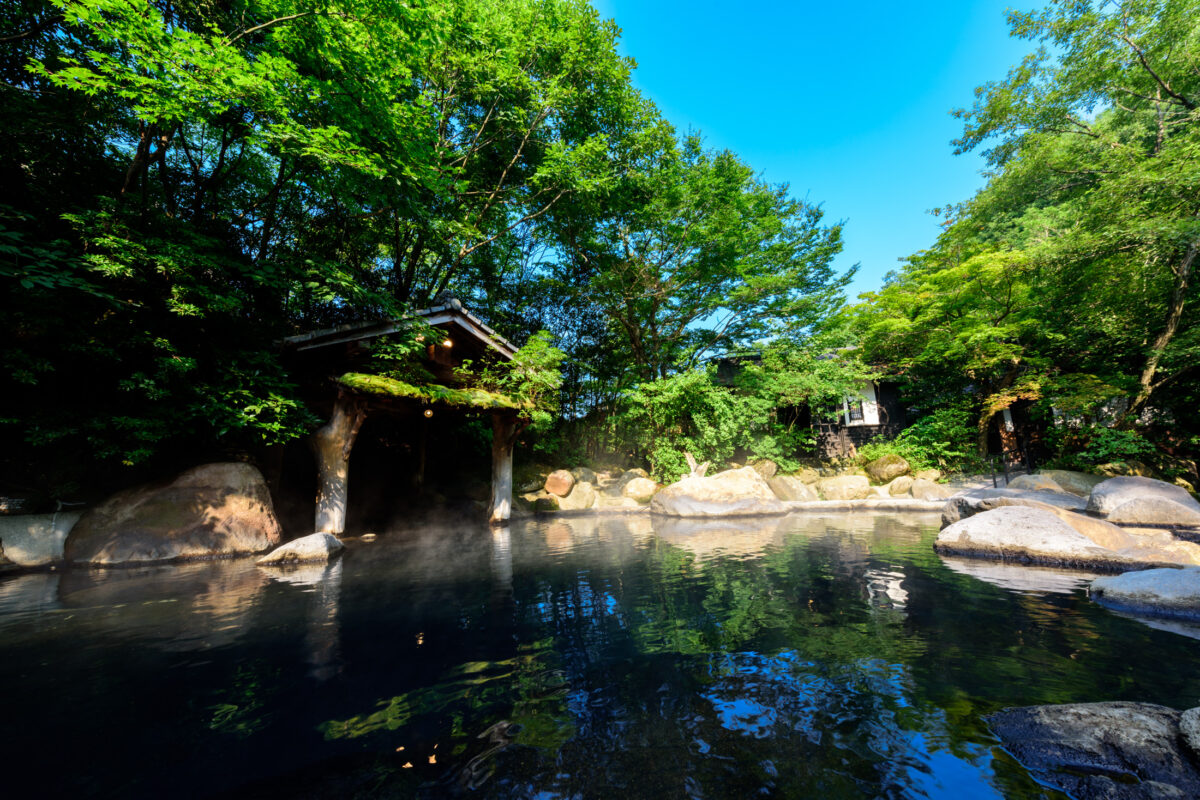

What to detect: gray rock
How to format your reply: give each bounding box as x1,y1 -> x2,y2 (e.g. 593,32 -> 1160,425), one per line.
571,466 -> 598,484
941,488 -> 1087,526
816,475 -> 870,501
1008,473 -> 1067,493
558,480 -> 597,511
1088,476 -> 1200,517
987,702 -> 1200,799
1037,469 -> 1106,497
544,469 -> 575,497
621,477 -> 658,504
864,454 -> 910,483
0,511 -> 83,566
913,469 -> 942,482
766,475 -> 819,502
1107,497 -> 1200,527
651,467 -> 786,517
257,532 -> 345,565
910,478 -> 955,501
1181,708 -> 1200,760
887,475 -> 914,496
65,463 -> 282,566
611,468 -> 651,494
1090,567 -> 1200,619
594,493 -> 640,509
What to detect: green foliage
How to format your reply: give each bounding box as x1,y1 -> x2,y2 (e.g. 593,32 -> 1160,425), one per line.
578,134 -> 853,381
616,343 -> 869,481
853,0 -> 1200,465
859,404 -> 979,473
1043,425 -> 1157,472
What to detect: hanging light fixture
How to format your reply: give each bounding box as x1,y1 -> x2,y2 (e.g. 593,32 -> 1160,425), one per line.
442,337 -> 453,348
423,409 -> 433,418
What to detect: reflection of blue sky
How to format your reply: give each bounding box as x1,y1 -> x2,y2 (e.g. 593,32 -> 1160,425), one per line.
699,650 -> 1003,797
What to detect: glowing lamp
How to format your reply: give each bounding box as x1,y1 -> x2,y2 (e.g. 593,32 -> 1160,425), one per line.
442,338 -> 453,348
423,409 -> 433,418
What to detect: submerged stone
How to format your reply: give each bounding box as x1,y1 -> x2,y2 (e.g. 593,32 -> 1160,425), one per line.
1090,567 -> 1200,619
257,532 -> 345,565
987,702 -> 1200,800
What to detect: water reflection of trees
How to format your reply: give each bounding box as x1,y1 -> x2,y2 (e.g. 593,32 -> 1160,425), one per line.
303,515 -> 1200,798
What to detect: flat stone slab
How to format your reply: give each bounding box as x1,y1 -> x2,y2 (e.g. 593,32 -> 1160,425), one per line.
783,499 -> 945,513
934,506 -> 1200,570
987,702 -> 1200,799
257,532 -> 345,565
1089,567 -> 1200,619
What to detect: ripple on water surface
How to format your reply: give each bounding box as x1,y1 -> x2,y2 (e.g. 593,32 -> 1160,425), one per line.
1,512 -> 1199,798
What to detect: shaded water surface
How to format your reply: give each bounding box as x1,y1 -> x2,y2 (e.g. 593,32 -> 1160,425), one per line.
2,512 -> 1199,798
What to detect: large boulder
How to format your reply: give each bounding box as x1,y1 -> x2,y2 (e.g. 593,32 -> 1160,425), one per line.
64,463 -> 282,566
1036,469 -> 1106,498
1107,497 -> 1200,527
1182,708 -> 1200,759
0,511 -> 83,566
795,468 -> 821,485
1088,476 -> 1200,517
986,702 -> 1200,800
766,475 -> 819,502
816,475 -> 870,501
257,532 -> 345,565
941,488 -> 1087,527
887,475 -> 914,496
1090,567 -> 1200,619
913,468 -> 942,482
543,470 -> 576,497
571,466 -> 598,485
934,505 -> 1200,570
558,481 -> 597,511
910,478 -> 955,501
621,477 -> 658,504
750,459 -> 778,479
864,454 -> 910,484
651,467 -> 786,517
1008,473 -> 1067,493
610,468 -> 651,494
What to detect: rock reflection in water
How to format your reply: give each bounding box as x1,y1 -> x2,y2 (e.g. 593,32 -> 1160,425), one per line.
262,559 -> 346,681
939,556 -> 1100,595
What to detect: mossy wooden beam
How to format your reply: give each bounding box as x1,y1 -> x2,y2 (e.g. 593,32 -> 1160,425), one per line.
336,372 -> 519,410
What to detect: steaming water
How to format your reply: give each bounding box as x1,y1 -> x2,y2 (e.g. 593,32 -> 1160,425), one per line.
2,512 -> 1199,798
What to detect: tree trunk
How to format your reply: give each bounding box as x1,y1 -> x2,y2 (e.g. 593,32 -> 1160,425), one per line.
311,395 -> 366,534
489,412 -> 520,525
1124,239 -> 1197,423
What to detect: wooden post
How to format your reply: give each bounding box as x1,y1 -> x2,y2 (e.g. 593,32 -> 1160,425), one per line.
489,411 -> 519,525
311,394 -> 366,535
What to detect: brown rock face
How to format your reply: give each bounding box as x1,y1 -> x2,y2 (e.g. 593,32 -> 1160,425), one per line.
544,469 -> 576,497
65,463 -> 283,566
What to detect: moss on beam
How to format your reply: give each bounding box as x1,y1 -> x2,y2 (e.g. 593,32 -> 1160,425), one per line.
337,373 -> 519,410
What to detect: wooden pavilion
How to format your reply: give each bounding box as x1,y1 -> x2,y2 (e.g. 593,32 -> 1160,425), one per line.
282,299 -> 524,534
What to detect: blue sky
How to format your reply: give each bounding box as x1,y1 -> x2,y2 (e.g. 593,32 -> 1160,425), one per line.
589,0 -> 1037,300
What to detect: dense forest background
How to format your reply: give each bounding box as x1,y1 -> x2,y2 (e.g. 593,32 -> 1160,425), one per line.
2,0 -> 1198,501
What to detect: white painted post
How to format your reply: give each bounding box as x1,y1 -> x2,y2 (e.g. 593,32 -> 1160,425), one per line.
489,412 -> 517,525
311,395 -> 366,534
